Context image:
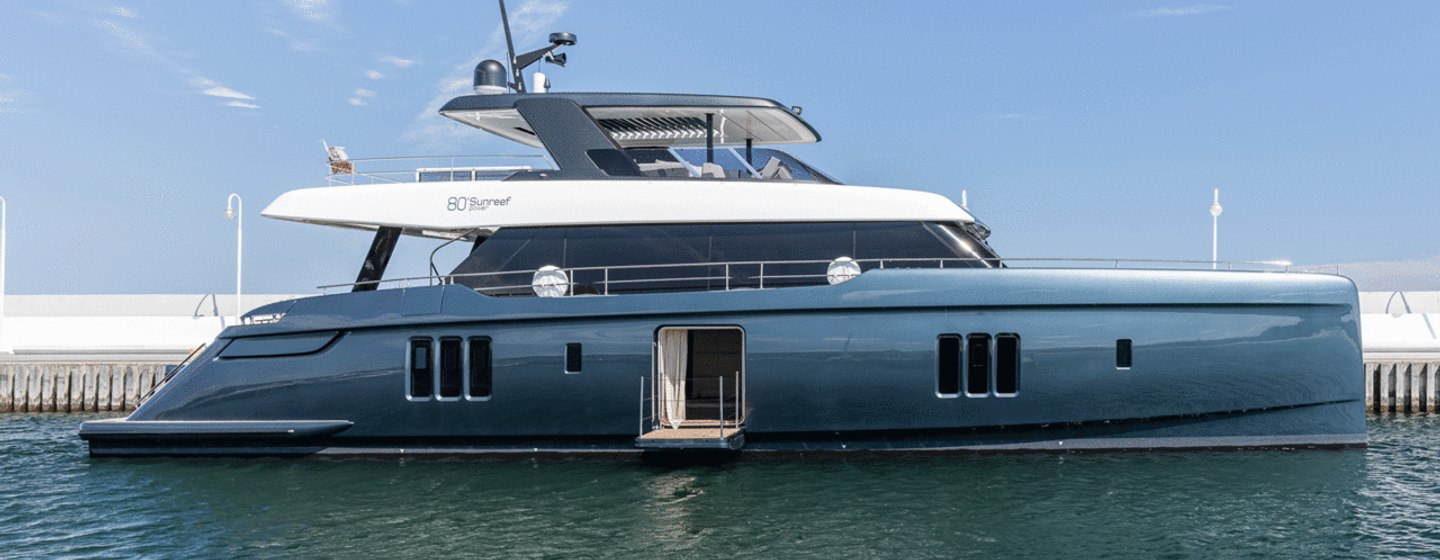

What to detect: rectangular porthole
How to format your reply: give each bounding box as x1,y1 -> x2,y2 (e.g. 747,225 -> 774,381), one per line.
438,337 -> 463,398
966,333 -> 991,396
408,338 -> 433,398
995,333 -> 1019,395
937,335 -> 961,396
565,343 -> 583,373
1116,339 -> 1133,369
469,337 -> 492,398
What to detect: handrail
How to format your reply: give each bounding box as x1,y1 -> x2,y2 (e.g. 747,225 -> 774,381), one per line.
323,154 -> 552,186
317,256 -> 1309,293
137,343 -> 207,404
344,154 -> 548,162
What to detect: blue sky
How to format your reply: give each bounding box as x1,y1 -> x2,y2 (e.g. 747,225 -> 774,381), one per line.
0,1 -> 1437,294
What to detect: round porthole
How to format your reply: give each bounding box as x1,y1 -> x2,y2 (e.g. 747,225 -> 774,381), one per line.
532,266 -> 570,297
827,257 -> 862,285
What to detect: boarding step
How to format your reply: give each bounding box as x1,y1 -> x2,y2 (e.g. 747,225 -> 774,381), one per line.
635,426 -> 745,450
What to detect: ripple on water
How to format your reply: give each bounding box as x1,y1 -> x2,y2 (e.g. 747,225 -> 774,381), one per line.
2,414 -> 1439,558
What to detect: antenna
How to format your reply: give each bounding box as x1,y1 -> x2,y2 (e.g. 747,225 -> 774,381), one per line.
498,0 -> 521,92
491,0 -> 576,94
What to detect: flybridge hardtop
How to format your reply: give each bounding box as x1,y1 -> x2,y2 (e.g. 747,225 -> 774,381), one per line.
439,92 -> 820,149
433,54 -> 832,181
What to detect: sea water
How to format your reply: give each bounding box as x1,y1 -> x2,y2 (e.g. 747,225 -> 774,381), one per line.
2,414 -> 1438,558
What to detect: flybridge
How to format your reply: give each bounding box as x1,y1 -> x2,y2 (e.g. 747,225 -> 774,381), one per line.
436,21 -> 824,181
436,93 -> 823,181
439,93 -> 820,149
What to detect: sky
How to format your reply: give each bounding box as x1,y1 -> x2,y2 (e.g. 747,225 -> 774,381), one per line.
0,1 -> 1437,295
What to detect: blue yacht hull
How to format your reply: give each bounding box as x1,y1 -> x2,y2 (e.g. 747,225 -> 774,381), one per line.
80,268 -> 1366,457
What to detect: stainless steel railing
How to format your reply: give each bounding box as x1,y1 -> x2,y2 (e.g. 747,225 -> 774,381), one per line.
638,374 -> 744,438
323,154 -> 551,186
317,256 -> 1311,295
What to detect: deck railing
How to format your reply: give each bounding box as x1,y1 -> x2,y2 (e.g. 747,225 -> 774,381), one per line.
323,154 -> 551,186
317,257 -> 1313,295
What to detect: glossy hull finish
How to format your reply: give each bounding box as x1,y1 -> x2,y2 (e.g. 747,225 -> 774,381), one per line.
81,269 -> 1367,456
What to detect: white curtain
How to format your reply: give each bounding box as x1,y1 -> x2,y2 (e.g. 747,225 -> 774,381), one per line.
659,329 -> 688,427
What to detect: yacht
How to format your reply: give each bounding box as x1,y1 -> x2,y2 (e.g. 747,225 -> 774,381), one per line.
80,9 -> 1365,456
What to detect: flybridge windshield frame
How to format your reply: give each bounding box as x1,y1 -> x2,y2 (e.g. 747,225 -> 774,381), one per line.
619,147 -> 837,183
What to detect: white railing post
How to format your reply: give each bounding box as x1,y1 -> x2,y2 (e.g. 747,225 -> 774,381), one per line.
719,376 -> 725,438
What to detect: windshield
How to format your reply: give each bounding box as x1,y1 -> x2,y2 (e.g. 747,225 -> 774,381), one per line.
619,147 -> 835,183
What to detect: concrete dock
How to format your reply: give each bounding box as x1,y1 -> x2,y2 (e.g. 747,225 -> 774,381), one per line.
1360,291 -> 1440,413
0,294 -> 301,413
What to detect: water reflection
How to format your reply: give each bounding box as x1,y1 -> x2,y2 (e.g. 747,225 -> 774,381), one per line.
3,414 -> 1437,558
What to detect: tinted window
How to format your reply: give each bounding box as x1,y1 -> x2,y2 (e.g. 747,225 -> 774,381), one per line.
566,225 -> 711,294
469,338 -> 492,398
710,223 -> 854,288
451,227 -> 565,295
450,222 -> 997,294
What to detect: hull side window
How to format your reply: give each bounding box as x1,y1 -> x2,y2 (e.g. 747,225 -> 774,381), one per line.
938,335 -> 961,396
995,333 -> 1019,395
1116,339 -> 1133,369
966,334 -> 991,396
565,343 -> 583,373
469,337 -> 492,398
438,337 -> 463,398
409,338 -> 433,399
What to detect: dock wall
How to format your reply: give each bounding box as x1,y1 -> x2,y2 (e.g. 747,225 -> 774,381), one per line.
0,362 -> 169,413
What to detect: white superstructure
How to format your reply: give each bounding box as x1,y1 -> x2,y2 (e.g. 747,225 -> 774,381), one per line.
261,179 -> 975,238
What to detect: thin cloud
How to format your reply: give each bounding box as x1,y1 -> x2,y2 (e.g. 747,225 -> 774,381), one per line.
1134,4 -> 1231,18
349,87 -> 375,106
268,28 -> 320,52
202,86 -> 257,100
380,55 -> 416,68
93,16 -> 261,110
111,6 -> 137,18
403,0 -> 568,147
365,70 -> 385,80
0,75 -> 23,114
94,18 -> 161,59
0,92 -> 20,115
286,0 -> 336,23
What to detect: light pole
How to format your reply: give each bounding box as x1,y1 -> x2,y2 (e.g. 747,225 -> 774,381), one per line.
1209,189 -> 1223,270
0,195 -> 9,354
225,194 -> 243,321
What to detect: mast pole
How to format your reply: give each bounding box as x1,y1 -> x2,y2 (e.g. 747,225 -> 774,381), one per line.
498,0 -> 524,93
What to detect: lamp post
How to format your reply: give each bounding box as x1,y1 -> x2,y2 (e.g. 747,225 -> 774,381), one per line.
225,194 -> 242,321
1209,189 -> 1223,270
0,195 -> 8,354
